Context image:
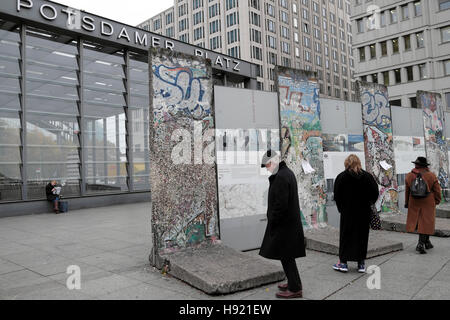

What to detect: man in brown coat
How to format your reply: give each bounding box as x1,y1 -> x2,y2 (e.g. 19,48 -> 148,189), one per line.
405,157 -> 441,254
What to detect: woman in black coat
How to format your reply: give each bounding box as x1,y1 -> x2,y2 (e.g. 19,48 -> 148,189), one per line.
259,150 -> 306,299
332,154 -> 379,273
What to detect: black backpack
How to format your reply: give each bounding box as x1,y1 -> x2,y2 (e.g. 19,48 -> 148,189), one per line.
410,173 -> 430,199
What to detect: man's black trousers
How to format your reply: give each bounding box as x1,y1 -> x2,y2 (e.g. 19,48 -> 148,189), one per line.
281,258 -> 302,292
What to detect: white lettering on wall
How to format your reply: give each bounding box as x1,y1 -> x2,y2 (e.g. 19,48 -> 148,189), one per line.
17,0 -> 33,12
40,4 -> 57,20
101,21 -> 113,36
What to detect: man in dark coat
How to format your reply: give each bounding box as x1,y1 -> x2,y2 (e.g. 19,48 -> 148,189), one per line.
405,157 -> 441,254
46,180 -> 60,214
259,150 -> 306,299
333,154 -> 379,273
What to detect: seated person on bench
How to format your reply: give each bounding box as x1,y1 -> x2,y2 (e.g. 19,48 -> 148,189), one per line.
46,180 -> 61,214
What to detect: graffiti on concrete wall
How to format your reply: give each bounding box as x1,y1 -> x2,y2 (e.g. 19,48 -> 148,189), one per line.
276,67 -> 327,228
149,48 -> 219,255
359,81 -> 398,213
418,91 -> 449,193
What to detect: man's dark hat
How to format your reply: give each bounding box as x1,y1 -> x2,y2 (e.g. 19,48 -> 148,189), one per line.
261,149 -> 279,168
412,156 -> 430,167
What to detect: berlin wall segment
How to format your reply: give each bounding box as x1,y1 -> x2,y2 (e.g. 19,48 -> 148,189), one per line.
276,66 -> 327,229
149,48 -> 220,265
418,91 -> 450,197
358,81 -> 399,213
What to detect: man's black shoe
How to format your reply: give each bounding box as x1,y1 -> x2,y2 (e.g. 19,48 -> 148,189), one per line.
416,243 -> 426,254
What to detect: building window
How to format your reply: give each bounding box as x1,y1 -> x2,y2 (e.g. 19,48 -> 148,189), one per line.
227,29 -> 240,44
390,8 -> 398,24
383,71 -> 390,85
357,18 -> 364,33
193,11 -> 204,26
251,29 -> 261,43
380,41 -> 387,56
392,38 -> 399,53
404,34 -> 411,50
407,66 -> 414,81
446,92 -> 450,111
441,26 -> 450,43
0,23 -> 22,201
372,73 -> 378,83
442,59 -> 450,76
209,20 -> 221,34
390,99 -> 402,106
209,3 -> 220,18
414,1 -> 422,16
228,46 -> 240,58
194,26 -> 204,41
439,0 -> 450,11
210,35 -> 221,49
370,44 -> 376,59
251,12 -> 261,27
380,11 -> 386,27
410,97 -> 418,108
129,53 -> 151,191
416,32 -> 425,48
193,0 -> 204,10
401,4 -> 409,20
226,0 -> 237,10
26,29 -> 85,198
359,47 -> 365,61
419,63 -> 427,79
394,69 -> 401,84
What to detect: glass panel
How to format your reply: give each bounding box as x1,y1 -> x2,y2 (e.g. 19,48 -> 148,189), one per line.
25,27 -> 81,199
0,21 -> 22,202
83,43 -> 128,193
129,53 -> 150,191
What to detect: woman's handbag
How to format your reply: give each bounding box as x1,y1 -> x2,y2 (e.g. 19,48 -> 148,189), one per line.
369,204 -> 382,230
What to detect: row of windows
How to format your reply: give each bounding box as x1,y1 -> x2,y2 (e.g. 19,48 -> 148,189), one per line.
355,0 -> 449,13
358,27 -> 450,61
356,1 -> 423,33
360,63 -> 429,87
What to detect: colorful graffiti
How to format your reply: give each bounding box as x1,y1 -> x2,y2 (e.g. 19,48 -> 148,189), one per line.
149,48 -> 219,256
359,81 -> 398,213
418,91 -> 449,197
277,67 -> 327,229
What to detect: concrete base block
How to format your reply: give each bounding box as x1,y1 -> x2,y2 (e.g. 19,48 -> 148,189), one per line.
150,243 -> 285,295
304,226 -> 403,258
381,213 -> 450,237
436,203 -> 450,219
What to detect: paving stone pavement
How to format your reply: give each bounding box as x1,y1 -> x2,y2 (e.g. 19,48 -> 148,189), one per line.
0,202 -> 449,300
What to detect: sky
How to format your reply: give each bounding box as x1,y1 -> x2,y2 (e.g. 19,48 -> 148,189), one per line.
52,0 -> 174,26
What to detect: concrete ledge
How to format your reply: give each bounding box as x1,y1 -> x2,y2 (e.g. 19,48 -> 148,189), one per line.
152,243 -> 285,295
0,192 -> 150,218
436,203 -> 450,219
381,213 -> 450,237
304,226 -> 403,258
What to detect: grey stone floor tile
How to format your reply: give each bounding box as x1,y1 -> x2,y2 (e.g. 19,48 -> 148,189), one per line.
0,269 -> 50,286
326,285 -> 411,300
75,274 -> 141,297
347,272 -> 430,296
0,259 -> 25,275
98,283 -> 193,300
412,280 -> 450,300
0,280 -> 63,300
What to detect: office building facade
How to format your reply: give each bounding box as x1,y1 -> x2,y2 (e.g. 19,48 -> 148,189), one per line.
139,0 -> 357,100
351,0 -> 450,108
